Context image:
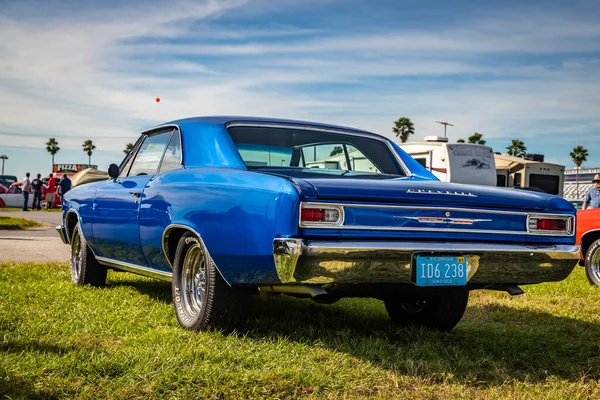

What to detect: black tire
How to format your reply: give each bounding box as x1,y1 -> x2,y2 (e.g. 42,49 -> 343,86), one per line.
172,232 -> 251,333
70,223 -> 107,287
384,287 -> 469,331
584,239 -> 600,287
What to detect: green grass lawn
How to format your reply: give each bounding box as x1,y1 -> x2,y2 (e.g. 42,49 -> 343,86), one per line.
1,262 -> 599,399
0,216 -> 44,230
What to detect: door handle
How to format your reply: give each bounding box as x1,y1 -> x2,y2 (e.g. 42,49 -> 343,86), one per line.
130,191 -> 141,198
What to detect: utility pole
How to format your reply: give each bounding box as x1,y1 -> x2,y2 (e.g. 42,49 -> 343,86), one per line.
0,155 -> 7,175
435,121 -> 454,137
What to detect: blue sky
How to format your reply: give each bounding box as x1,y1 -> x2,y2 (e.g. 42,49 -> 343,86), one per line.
1,0 -> 600,180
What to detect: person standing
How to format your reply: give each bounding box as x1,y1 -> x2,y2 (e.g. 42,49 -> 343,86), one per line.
57,174 -> 72,198
22,172 -> 31,211
31,173 -> 43,210
44,173 -> 57,209
583,174 -> 600,210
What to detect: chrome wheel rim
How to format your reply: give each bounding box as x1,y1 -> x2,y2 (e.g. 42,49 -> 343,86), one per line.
70,232 -> 82,281
591,249 -> 600,282
181,242 -> 207,316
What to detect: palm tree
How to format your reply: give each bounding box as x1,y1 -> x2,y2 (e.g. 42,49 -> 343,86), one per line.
392,117 -> 415,143
468,132 -> 486,145
123,143 -> 133,155
45,138 -> 60,168
329,146 -> 343,157
506,139 -> 527,157
570,145 -> 589,199
457,139 -> 465,143
82,139 -> 96,165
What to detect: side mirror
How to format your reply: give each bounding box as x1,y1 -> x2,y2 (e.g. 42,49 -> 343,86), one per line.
108,164 -> 119,180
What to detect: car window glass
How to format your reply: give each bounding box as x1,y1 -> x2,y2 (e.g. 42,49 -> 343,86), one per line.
128,131 -> 172,177
158,131 -> 182,174
227,126 -> 403,176
300,144 -> 381,174
119,136 -> 144,177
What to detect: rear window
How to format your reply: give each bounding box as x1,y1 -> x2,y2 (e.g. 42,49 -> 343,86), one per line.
226,125 -> 404,176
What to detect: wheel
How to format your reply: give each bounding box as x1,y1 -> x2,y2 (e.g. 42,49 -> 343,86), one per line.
172,232 -> 251,333
70,223 -> 107,287
384,287 -> 469,331
584,239 -> 600,287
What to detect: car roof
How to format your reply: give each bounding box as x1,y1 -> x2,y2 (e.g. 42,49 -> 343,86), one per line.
153,116 -> 389,141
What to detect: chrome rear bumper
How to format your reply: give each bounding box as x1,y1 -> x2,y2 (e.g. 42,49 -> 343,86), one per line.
56,225 -> 69,245
273,239 -> 580,285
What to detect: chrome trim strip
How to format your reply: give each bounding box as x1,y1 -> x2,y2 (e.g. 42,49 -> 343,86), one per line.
317,202 -> 533,216
303,241 -> 580,255
141,123 -> 181,136
96,256 -> 172,282
322,225 -> 565,236
299,202 -> 345,228
225,121 -> 412,177
161,223 -> 205,270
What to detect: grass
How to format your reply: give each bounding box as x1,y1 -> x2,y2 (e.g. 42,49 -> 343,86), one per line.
0,206 -> 61,212
1,262 -> 599,399
0,216 -> 44,230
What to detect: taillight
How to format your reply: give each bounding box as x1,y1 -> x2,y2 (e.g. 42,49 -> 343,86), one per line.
299,203 -> 344,227
527,215 -> 573,235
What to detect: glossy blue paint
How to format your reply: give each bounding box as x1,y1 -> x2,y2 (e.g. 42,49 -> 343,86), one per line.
92,175 -> 154,266
139,167 -> 299,284
59,115 -> 577,287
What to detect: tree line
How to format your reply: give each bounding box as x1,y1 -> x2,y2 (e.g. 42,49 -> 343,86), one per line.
392,117 -> 589,171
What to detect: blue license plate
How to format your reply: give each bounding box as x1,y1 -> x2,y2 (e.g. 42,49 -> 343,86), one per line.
414,255 -> 467,286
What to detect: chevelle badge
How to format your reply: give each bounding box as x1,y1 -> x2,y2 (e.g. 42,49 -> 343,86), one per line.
406,188 -> 477,197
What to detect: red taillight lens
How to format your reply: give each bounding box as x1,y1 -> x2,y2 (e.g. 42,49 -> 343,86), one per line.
300,207 -> 341,224
537,219 -> 567,231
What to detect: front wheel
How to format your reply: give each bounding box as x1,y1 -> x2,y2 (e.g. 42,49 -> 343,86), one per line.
70,223 -> 107,287
172,232 -> 251,333
584,239 -> 600,287
384,287 -> 469,331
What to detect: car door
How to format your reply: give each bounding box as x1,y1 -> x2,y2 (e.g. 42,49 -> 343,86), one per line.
92,128 -> 174,266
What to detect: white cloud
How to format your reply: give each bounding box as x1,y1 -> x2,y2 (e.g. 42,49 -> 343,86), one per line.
0,0 -> 599,177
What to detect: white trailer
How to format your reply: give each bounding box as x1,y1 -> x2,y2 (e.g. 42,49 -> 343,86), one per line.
400,136 -> 497,186
494,154 -> 565,197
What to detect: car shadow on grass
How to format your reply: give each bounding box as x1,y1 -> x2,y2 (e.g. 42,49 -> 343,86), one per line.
105,277 -> 600,385
246,295 -> 600,385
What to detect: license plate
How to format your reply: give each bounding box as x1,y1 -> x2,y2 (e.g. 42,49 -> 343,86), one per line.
414,255 -> 467,286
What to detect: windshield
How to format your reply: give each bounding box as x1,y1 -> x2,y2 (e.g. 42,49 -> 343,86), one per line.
227,126 -> 405,176
0,175 -> 17,186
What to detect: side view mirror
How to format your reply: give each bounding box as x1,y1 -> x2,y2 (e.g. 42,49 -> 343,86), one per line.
108,164 -> 119,180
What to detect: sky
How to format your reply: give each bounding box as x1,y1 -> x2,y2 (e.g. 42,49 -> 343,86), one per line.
1,0 -> 600,180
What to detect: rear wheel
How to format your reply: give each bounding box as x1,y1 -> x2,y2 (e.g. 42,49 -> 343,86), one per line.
70,223 -> 107,287
384,288 -> 469,331
172,232 -> 251,333
584,239 -> 600,287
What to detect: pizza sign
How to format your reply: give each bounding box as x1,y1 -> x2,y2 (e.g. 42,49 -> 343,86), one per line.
53,164 -> 98,173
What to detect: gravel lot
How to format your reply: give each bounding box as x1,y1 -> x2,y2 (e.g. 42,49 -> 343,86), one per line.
0,210 -> 70,262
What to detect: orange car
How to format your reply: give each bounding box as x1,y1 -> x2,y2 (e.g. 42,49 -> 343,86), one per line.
576,208 -> 600,286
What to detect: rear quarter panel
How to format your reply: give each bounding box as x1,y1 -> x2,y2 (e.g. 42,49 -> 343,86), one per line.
139,167 -> 300,284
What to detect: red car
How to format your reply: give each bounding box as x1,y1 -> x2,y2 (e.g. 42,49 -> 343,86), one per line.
576,208 -> 600,286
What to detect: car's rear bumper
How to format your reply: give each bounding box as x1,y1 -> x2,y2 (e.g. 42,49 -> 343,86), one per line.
273,239 -> 580,285
56,225 -> 69,245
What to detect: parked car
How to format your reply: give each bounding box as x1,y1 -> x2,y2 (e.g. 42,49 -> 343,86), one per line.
0,175 -> 18,188
575,208 -> 600,286
0,182 -> 33,208
56,116 -> 580,332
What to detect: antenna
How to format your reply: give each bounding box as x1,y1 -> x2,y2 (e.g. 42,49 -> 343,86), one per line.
435,121 -> 454,137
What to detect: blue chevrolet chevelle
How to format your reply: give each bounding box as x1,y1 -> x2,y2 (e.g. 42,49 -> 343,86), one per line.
57,116 -> 579,332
